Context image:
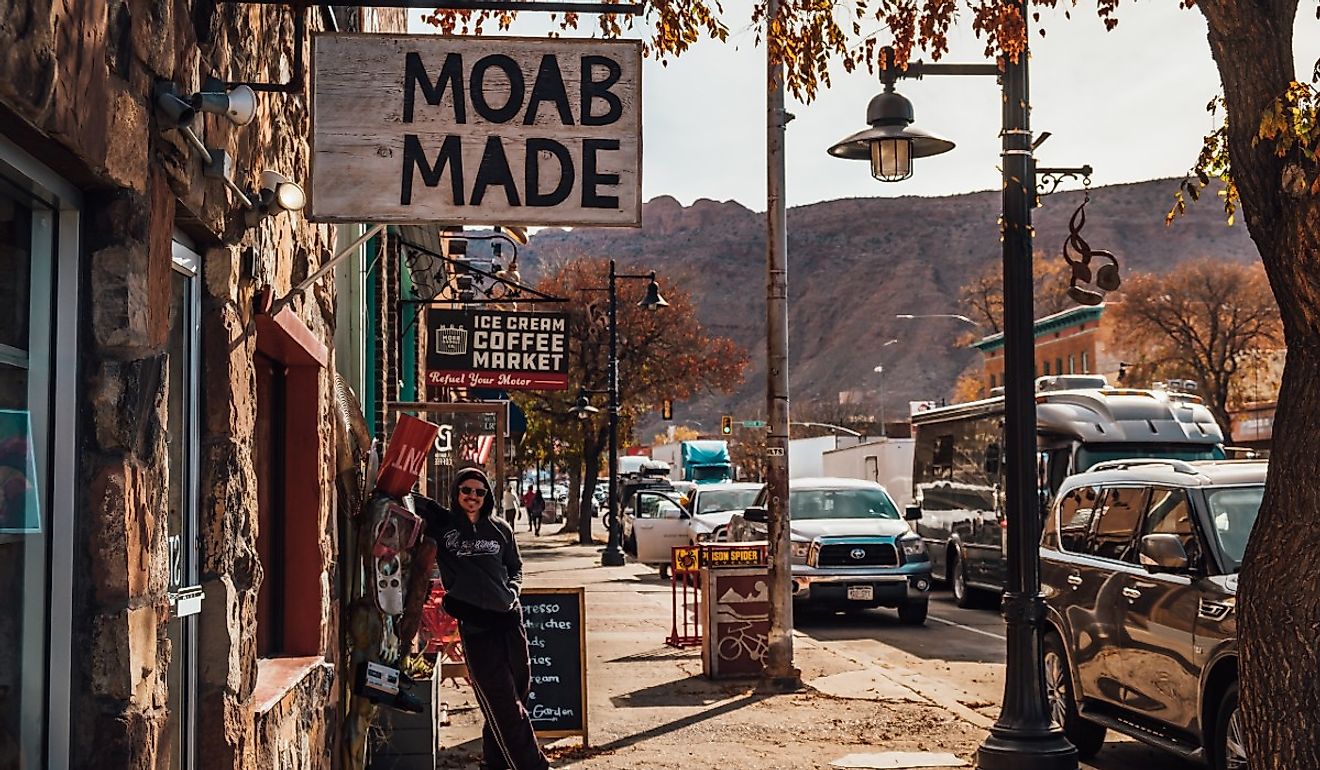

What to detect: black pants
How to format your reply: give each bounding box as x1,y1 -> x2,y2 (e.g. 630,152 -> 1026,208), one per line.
458,618 -> 549,770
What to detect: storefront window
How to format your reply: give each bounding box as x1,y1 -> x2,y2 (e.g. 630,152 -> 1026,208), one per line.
0,174 -> 54,767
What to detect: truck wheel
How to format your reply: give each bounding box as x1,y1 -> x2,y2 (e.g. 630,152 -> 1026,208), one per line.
951,551 -> 978,609
1043,631 -> 1106,758
897,600 -> 928,625
1211,682 -> 1246,770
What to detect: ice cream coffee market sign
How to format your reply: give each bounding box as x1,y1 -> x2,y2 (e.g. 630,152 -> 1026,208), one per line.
310,34 -> 641,226
427,309 -> 569,391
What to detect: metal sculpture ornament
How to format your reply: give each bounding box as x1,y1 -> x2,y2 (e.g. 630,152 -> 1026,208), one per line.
310,34 -> 642,226
426,308 -> 569,391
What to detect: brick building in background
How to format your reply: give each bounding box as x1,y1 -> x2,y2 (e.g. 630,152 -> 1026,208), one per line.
0,5 -> 403,769
971,305 -> 1120,392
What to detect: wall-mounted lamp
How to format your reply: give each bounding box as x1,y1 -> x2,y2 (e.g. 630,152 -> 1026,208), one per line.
154,83 -> 197,129
244,170 -> 306,226
191,77 -> 257,127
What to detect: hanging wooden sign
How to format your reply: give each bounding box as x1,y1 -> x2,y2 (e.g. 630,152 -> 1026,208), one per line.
310,33 -> 642,226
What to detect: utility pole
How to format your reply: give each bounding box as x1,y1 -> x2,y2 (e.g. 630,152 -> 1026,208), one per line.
763,0 -> 799,690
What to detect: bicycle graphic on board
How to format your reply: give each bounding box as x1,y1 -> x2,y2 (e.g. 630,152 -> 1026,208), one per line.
717,621 -> 769,662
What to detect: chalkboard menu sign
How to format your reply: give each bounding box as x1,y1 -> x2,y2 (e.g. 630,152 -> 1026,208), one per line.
521,587 -> 588,741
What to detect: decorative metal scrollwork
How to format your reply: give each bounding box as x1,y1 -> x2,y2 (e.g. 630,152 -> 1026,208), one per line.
1036,164 -> 1093,198
398,235 -> 564,306
1060,188 -> 1122,306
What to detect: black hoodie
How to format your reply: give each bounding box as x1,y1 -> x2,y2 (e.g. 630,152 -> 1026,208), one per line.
415,468 -> 524,628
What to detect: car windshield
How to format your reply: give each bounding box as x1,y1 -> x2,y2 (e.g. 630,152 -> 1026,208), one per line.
789,488 -> 900,521
696,489 -> 761,515
1204,485 -> 1263,570
1075,443 -> 1227,471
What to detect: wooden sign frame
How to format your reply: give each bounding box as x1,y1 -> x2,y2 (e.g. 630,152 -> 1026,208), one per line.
520,586 -> 589,743
309,33 -> 642,227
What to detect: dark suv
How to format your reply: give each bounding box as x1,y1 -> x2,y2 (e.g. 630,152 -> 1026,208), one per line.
1040,459 -> 1262,769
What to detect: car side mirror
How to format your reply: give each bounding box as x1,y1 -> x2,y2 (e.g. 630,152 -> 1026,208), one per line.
1138,534 -> 1189,572
904,505 -> 922,522
742,506 -> 768,524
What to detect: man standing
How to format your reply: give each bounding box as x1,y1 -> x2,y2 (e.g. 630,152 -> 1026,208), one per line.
528,490 -> 546,537
502,484 -> 519,526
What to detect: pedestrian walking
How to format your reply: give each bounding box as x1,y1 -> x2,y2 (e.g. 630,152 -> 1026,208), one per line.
528,490 -> 545,536
415,468 -> 549,770
502,483 -> 519,527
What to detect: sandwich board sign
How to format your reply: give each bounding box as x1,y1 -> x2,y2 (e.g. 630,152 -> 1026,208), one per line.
310,33 -> 641,227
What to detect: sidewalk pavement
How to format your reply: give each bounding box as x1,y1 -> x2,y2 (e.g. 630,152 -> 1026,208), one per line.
431,522 -> 990,770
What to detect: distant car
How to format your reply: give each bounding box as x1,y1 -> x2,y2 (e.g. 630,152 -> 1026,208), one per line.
1040,459 -> 1262,767
685,482 -> 763,544
727,477 -> 932,624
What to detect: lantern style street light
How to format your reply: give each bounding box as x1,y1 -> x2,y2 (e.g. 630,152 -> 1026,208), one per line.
827,48 -> 955,182
579,260 -> 668,566
829,10 -> 1082,770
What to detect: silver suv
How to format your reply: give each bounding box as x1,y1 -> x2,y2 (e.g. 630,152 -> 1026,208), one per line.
1040,459 -> 1262,769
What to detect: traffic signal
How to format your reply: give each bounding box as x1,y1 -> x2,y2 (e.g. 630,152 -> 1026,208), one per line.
661,399 -> 673,420
721,415 -> 733,435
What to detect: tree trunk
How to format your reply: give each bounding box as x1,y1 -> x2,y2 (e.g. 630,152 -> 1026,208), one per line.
567,465 -> 583,538
1199,1 -> 1320,766
580,449 -> 601,544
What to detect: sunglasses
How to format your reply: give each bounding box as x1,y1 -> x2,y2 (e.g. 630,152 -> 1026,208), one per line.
458,485 -> 488,498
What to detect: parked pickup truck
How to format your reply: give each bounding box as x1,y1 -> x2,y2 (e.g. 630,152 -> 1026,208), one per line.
727,477 -> 932,624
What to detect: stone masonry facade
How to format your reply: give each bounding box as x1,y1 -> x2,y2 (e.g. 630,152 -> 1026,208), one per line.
0,3 -> 403,769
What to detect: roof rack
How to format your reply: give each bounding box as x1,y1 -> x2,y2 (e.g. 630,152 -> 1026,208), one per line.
1087,458 -> 1201,475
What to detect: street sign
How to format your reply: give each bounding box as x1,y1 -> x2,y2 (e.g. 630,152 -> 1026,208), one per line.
765,447 -> 785,457
741,420 -> 767,428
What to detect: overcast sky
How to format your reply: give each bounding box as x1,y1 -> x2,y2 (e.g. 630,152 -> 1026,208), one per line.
407,6 -> 1319,211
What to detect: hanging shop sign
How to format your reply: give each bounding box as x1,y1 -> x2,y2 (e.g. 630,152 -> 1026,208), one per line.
426,308 -> 569,390
310,33 -> 642,226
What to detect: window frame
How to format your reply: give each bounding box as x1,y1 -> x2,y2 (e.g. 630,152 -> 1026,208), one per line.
0,132 -> 81,770
1084,485 -> 1150,563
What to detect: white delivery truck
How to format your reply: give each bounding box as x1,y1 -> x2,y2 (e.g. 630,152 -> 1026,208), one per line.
821,437 -> 916,508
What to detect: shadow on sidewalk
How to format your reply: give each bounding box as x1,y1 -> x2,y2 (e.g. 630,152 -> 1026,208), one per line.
608,674 -> 739,708
592,692 -> 768,753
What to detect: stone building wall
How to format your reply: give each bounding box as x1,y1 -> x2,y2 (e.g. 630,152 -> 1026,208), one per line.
0,3 -> 404,769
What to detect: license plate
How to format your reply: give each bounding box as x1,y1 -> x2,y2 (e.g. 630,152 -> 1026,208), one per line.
847,585 -> 874,601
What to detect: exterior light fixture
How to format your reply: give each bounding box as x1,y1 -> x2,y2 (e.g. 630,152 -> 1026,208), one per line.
573,394 -> 600,420
245,170 -> 306,226
497,225 -> 529,245
638,273 -> 668,310
153,83 -> 196,129
191,78 -> 258,126
827,51 -> 955,182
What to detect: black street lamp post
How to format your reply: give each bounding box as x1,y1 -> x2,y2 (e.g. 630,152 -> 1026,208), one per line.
829,8 -> 1081,768
575,259 -> 667,567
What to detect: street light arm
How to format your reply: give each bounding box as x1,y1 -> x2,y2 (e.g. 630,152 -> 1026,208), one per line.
791,421 -> 864,437
895,313 -> 982,328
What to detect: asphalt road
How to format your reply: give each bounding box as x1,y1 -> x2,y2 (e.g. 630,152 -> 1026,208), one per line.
794,591 -> 1202,770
